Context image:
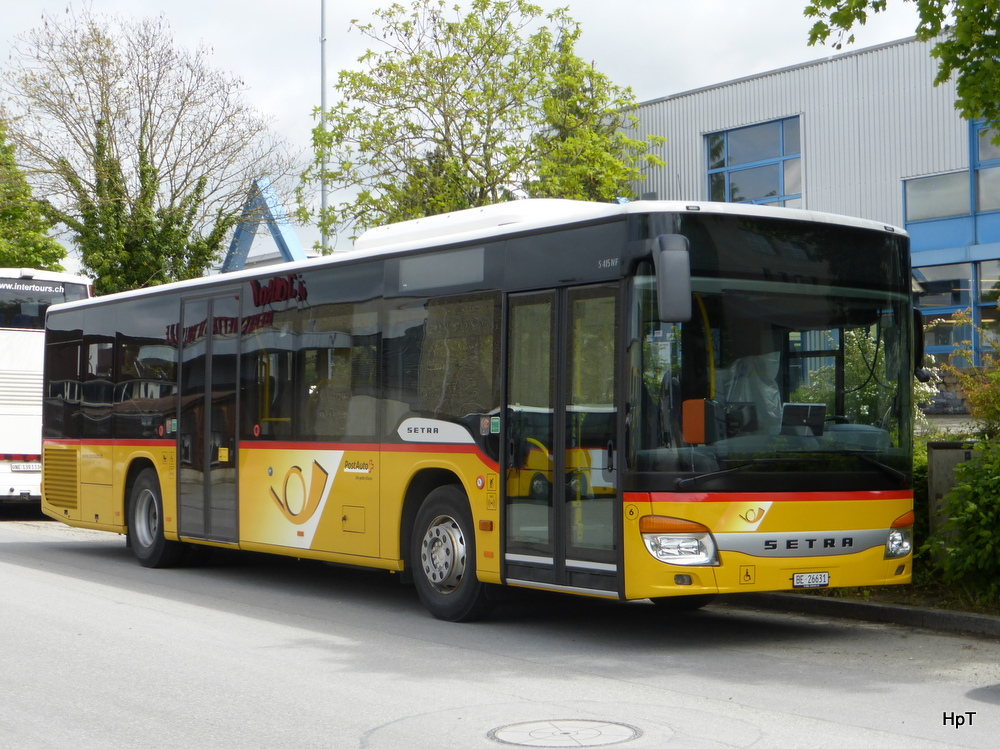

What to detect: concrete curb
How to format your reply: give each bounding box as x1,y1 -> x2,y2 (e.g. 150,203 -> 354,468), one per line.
718,593 -> 1000,639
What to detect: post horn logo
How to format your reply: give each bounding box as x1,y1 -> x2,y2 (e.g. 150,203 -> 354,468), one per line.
270,460 -> 329,525
740,507 -> 766,524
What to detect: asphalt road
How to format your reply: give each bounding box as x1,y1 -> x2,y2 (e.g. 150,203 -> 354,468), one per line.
2,512 -> 998,748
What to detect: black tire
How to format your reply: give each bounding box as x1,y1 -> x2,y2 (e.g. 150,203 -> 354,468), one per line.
411,484 -> 492,622
127,467 -> 186,568
650,594 -> 716,612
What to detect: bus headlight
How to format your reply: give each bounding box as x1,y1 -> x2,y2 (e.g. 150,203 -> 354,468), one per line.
639,516 -> 719,566
885,511 -> 914,559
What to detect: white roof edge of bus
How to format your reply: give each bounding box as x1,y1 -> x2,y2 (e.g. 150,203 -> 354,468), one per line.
351,198 -> 907,255
0,267 -> 92,284
352,199 -> 623,253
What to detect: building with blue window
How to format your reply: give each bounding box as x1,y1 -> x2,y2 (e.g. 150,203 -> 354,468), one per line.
634,35 -> 996,378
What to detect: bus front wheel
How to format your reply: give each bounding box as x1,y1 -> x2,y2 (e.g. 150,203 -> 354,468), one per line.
127,467 -> 185,568
411,485 -> 492,622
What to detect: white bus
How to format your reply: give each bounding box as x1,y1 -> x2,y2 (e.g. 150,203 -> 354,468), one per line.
1,268 -> 91,503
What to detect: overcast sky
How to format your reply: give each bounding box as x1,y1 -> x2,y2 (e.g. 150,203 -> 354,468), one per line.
3,0 -> 923,256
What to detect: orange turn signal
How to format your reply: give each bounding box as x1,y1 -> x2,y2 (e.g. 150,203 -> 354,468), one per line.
891,511 -> 915,529
639,516 -> 710,534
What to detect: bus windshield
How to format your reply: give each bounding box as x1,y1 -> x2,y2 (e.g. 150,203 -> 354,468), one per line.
628,217 -> 913,491
0,277 -> 90,329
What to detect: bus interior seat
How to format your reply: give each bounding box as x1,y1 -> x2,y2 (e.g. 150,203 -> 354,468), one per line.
346,394 -> 378,437
308,379 -> 350,437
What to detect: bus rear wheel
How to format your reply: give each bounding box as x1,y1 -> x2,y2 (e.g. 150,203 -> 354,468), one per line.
127,467 -> 185,568
411,485 -> 491,622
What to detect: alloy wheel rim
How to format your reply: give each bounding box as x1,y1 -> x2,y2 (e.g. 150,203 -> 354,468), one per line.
419,514 -> 467,594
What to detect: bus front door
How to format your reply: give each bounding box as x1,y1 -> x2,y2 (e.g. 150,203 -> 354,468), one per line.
504,284 -> 620,596
177,292 -> 241,543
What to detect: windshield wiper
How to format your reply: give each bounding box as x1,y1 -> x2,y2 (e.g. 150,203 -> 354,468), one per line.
826,450 -> 909,486
674,451 -> 908,490
674,458 -> 790,490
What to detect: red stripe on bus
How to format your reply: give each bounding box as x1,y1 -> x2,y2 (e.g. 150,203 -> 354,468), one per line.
627,490 -> 911,503
237,441 -> 484,456
239,441 -> 381,451
239,440 -> 501,471
42,438 -> 499,471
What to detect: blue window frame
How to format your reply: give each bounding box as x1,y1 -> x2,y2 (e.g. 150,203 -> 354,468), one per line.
912,259 -> 1000,366
976,259 -> 1000,360
906,122 -> 1000,366
903,121 -> 1000,223
975,122 -> 1000,213
706,117 -> 802,207
913,263 -> 973,365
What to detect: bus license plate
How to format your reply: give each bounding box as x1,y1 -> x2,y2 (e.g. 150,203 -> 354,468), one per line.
793,572 -> 829,588
11,463 -> 41,472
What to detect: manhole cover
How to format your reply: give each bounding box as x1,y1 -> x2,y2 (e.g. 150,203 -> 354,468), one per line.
489,719 -> 641,747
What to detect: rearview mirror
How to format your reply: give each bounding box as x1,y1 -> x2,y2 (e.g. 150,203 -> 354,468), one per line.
913,308 -> 931,383
652,234 -> 692,322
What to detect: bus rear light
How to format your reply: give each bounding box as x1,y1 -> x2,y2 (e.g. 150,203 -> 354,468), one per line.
640,515 -> 719,566
885,511 -> 914,559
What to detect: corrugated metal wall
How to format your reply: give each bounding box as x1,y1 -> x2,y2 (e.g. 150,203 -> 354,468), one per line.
632,37 -> 965,227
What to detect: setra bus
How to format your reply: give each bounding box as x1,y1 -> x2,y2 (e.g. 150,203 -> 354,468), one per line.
1,268 -> 91,504
41,200 -> 919,620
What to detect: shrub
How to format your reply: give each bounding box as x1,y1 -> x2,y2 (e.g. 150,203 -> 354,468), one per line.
937,309 -> 1000,438
928,440 -> 1000,604
912,440 -> 929,548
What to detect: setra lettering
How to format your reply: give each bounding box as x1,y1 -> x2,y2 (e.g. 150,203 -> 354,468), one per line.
763,536 -> 855,551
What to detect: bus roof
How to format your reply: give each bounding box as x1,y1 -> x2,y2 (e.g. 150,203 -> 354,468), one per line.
352,199 -> 623,253
43,199 -> 906,311
0,267 -> 92,285
352,199 -> 906,255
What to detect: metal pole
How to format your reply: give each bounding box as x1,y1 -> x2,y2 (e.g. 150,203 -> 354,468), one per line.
320,0 -> 329,251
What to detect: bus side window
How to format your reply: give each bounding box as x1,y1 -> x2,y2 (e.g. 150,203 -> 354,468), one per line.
297,298 -> 380,442
419,293 -> 499,419
81,306 -> 115,439
305,350 -> 351,439
254,350 -> 295,438
43,340 -> 82,440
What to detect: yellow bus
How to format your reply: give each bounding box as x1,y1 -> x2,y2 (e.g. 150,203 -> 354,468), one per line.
41,200 -> 918,621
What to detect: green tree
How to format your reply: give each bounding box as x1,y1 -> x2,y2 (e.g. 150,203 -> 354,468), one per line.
302,0 -> 662,240
60,121 -> 235,295
529,29 -> 664,201
804,1 -> 1000,128
0,120 -> 65,270
1,7 -> 294,293
379,147 -> 479,225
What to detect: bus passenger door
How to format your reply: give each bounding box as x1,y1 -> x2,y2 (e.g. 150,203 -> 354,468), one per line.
178,292 -> 241,543
504,284 -> 620,595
